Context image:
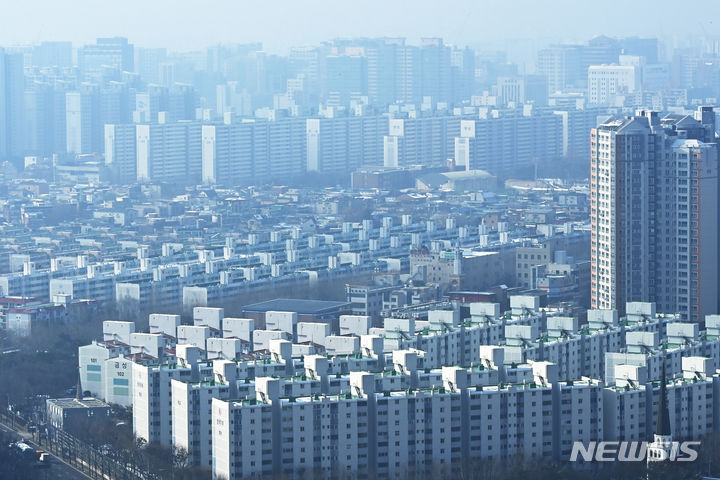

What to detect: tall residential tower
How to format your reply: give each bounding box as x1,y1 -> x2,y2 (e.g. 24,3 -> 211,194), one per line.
590,107 -> 719,321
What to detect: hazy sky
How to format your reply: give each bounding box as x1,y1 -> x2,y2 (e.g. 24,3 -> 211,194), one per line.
2,0 -> 720,53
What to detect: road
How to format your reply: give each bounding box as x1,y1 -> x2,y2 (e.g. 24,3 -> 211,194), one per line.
0,421 -> 90,480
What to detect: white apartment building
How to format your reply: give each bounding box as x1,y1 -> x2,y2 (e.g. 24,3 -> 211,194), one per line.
104,299 -> 720,478
171,362 -> 233,468
604,358 -> 719,442
79,340 -> 129,398
211,361 -> 608,479
588,65 -> 638,104
132,346 -> 207,446
136,122 -> 202,184
76,293 -> 717,477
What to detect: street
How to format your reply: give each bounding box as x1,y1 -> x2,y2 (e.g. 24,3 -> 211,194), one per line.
0,420 -> 90,480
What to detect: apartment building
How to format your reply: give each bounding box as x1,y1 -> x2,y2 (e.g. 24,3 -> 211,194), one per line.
591,106 -> 719,320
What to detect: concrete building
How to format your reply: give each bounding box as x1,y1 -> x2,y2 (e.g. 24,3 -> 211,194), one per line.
410,248 -> 504,293
78,37 -> 134,82
515,242 -> 557,289
104,299 -> 720,478
200,117 -> 306,185
0,49 -> 26,159
537,45 -> 584,93
66,85 -> 102,155
137,121 -> 203,183
588,65 -> 639,104
241,299 -> 351,333
453,109 -> 564,177
171,361 -> 233,468
497,75 -> 548,106
305,115 -> 385,175
132,346 -> 206,446
46,397 -> 111,435
591,107 -> 719,320
345,284 -> 394,320
32,41 -> 73,69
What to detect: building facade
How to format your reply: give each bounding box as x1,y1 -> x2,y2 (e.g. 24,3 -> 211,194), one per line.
590,107 -> 719,321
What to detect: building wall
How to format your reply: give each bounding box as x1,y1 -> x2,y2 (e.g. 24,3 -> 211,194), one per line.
591,108 -> 719,320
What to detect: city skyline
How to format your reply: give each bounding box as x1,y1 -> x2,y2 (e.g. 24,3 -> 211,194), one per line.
2,0 -> 720,54
2,3 -> 720,479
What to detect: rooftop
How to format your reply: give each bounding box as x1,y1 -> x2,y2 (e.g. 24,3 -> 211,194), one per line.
47,397 -> 109,409
242,298 -> 351,315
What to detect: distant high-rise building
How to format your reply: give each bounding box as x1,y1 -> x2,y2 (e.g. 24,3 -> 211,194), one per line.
206,43 -> 263,75
326,52 -> 367,106
317,37 -> 475,108
134,83 -> 195,123
450,46 -> 476,103
32,41 -> 73,69
419,38 -> 452,104
134,85 -> 168,123
587,65 -> 639,104
168,84 -> 197,122
384,115 -> 456,169
670,49 -> 701,89
497,75 -> 548,106
552,107 -> 611,163
51,83 -> 70,154
137,122 -> 202,183
452,108 -> 563,177
389,39 -> 421,104
201,117 -> 306,185
620,37 -> 659,64
66,84 -> 102,154
288,45 -> 328,102
104,123 -> 137,183
590,107 -> 719,321
305,115 -> 385,175
523,75 -> 548,106
0,49 -> 26,160
100,81 -> 133,126
78,37 -> 134,82
537,45 -> 583,93
582,36 -> 621,69
159,62 -> 176,89
135,47 -> 167,84
216,81 -> 251,117
366,40 -> 397,107
24,82 -> 59,156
